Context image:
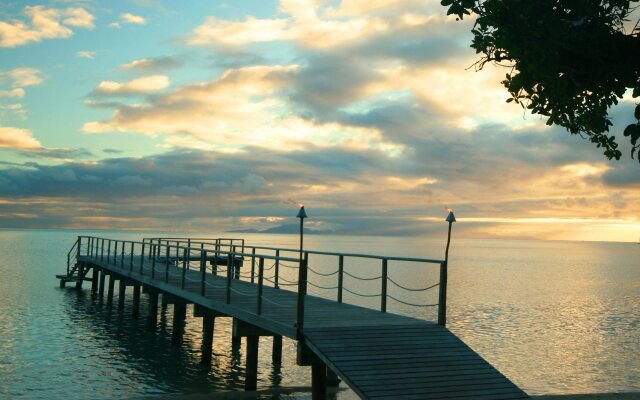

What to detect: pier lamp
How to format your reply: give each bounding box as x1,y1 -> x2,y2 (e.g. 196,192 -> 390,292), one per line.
297,205 -> 307,260
445,208 -> 456,262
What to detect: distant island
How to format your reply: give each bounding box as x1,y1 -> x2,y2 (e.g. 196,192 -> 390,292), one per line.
227,224 -> 333,235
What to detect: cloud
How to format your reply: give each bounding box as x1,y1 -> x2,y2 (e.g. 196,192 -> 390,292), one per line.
0,147 -> 637,239
0,6 -> 94,47
0,103 -> 27,120
120,56 -> 182,72
93,75 -> 170,95
0,126 -> 42,149
0,88 -> 25,98
188,0 -> 456,51
83,65 -> 403,154
0,68 -> 45,87
120,13 -> 146,25
76,50 -> 95,59
189,16 -> 291,46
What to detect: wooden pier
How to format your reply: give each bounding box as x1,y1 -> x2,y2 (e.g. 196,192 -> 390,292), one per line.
57,236 -> 529,399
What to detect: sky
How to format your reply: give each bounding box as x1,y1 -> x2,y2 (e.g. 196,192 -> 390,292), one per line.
0,0 -> 638,242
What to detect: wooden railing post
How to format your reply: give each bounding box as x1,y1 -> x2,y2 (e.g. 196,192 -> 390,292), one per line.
89,237 -> 93,258
274,249 -> 280,289
181,248 -> 187,289
101,239 -> 105,261
226,253 -> 233,304
257,257 -> 264,315
113,241 -> 118,265
78,236 -> 83,257
337,255 -> 344,303
140,242 -> 145,275
381,258 -> 388,313
129,242 -> 134,271
250,248 -> 256,283
438,261 -> 448,326
165,245 -> 170,283
296,252 -> 309,337
186,239 -> 191,271
212,248 -> 218,275
151,245 -> 156,279
176,241 -> 180,259
200,250 -> 207,296
120,241 -> 125,268
107,240 -> 111,264
233,246 -> 240,279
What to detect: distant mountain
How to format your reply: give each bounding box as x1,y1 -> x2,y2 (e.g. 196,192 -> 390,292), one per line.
227,224 -> 332,235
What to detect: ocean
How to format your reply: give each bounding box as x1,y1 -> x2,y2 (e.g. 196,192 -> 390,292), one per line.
0,229 -> 638,399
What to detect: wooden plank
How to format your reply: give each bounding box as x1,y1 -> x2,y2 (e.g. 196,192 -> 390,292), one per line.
366,386 -> 526,398
359,376 -> 514,390
372,392 -> 529,400
326,349 -> 486,362
344,363 -> 499,377
329,354 -> 486,368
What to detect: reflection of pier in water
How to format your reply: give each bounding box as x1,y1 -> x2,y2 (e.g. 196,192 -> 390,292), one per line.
58,236 -> 530,399
60,288 -> 259,393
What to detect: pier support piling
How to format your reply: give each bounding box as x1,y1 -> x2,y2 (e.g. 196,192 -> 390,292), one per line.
118,279 -> 126,310
201,314 -> 215,364
75,265 -> 83,289
106,274 -> 115,306
272,335 -> 283,365
132,285 -> 140,318
312,363 -> 327,400
59,279 -> 65,288
147,290 -> 158,330
231,318 -> 242,351
171,302 -> 187,344
91,268 -> 98,292
245,335 -> 259,391
98,270 -> 105,300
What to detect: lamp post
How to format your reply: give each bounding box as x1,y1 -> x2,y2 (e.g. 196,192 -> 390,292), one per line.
439,208 -> 456,327
296,205 -> 307,260
444,208 -> 456,262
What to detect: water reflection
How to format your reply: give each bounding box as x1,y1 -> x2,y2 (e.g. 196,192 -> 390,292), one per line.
58,287 -> 263,397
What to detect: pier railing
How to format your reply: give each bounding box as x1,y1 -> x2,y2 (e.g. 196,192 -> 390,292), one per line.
74,236 -> 449,328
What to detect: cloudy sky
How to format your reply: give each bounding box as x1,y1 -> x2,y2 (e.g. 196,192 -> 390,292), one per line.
0,0 -> 638,241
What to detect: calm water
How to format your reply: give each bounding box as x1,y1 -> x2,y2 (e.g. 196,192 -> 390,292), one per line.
0,229 -> 638,399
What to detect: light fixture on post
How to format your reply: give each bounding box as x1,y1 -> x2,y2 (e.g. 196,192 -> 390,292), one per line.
439,207 -> 456,327
445,208 -> 456,262
296,205 -> 307,260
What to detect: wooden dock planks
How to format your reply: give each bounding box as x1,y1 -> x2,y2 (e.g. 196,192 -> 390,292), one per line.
76,255 -> 529,400
303,325 -> 529,400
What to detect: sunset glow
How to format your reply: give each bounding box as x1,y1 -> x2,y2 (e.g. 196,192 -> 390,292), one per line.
0,1 -> 638,242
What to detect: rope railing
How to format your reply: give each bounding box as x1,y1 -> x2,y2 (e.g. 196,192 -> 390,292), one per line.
308,281 -> 339,290
387,294 -> 438,307
308,266 -> 339,277
343,286 -> 381,298
388,278 -> 439,292
276,275 -> 297,284
343,270 -> 382,281
277,261 -> 300,269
